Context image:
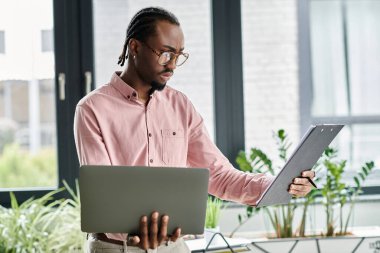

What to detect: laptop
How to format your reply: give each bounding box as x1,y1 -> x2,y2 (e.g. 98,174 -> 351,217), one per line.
79,165 -> 209,235
256,124 -> 344,207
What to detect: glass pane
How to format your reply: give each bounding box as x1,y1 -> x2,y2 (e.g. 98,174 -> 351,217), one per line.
93,0 -> 215,139
310,0 -> 349,117
331,124 -> 380,187
310,0 -> 380,117
0,0 -> 58,189
242,0 -> 301,158
347,0 -> 380,115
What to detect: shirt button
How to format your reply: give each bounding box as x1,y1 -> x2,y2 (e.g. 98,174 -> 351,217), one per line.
148,133 -> 152,137
149,159 -> 153,163
173,132 -> 176,136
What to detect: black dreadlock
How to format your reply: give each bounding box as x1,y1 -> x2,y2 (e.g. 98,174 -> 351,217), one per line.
117,7 -> 180,66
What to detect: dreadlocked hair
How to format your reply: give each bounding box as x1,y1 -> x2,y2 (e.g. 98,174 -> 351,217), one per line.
117,7 -> 180,66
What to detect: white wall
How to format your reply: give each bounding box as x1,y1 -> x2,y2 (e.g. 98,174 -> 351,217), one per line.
242,0 -> 300,161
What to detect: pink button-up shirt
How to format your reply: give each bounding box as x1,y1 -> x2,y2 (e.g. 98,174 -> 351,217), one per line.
74,72 -> 272,240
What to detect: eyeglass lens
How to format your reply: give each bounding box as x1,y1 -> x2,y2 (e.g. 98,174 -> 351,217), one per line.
158,52 -> 187,66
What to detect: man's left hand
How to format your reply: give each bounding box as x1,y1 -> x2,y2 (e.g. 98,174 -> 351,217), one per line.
288,170 -> 316,197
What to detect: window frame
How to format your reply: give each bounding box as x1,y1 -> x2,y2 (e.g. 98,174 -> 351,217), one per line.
297,0 -> 380,195
212,0 -> 245,165
0,0 -> 95,206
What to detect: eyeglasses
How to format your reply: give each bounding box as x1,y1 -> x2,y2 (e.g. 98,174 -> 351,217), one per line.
141,42 -> 189,66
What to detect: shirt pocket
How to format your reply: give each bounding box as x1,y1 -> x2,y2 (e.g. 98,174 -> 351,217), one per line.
161,129 -> 187,166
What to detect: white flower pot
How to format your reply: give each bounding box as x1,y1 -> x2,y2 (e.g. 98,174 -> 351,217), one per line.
204,226 -> 225,247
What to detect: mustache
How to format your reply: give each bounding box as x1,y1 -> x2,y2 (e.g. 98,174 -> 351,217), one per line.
159,69 -> 173,75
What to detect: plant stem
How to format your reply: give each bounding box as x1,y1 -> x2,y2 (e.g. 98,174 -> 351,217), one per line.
299,201 -> 309,237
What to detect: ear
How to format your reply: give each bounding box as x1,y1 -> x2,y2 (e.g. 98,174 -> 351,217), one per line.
128,39 -> 140,58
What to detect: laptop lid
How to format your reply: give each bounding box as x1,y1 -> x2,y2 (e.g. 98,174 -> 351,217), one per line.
79,165 -> 209,235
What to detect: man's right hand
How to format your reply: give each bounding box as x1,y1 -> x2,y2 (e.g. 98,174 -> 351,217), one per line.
128,211 -> 181,250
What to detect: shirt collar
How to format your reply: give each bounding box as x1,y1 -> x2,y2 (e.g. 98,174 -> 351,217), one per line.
109,71 -> 140,101
109,71 -> 157,102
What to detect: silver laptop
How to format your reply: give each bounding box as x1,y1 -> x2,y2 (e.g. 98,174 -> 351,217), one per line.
79,165 -> 209,235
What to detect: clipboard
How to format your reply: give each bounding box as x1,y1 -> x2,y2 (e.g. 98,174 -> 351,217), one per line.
256,124 -> 344,207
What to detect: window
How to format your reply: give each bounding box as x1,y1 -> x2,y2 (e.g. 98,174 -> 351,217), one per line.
306,0 -> 380,187
93,0 -> 215,139
41,29 -> 53,52
0,1 -> 58,189
0,31 -> 4,54
0,0 -> 93,206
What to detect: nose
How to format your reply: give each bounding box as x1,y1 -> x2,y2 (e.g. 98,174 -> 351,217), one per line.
166,56 -> 177,70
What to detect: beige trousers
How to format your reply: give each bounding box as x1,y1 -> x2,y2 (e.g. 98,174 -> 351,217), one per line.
87,237 -> 190,253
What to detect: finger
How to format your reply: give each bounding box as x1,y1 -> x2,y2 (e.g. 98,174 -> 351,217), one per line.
128,235 -> 140,246
302,170 -> 315,179
158,215 -> 169,244
140,215 -> 149,250
288,188 -> 308,197
293,177 -> 309,185
150,212 -> 159,249
289,183 -> 310,192
170,228 -> 181,242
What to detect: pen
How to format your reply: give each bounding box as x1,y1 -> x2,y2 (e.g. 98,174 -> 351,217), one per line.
303,176 -> 318,188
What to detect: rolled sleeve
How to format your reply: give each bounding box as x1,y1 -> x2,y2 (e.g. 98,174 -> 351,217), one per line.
186,102 -> 274,206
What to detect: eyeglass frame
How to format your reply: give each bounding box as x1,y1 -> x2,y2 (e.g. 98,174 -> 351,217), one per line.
140,41 -> 189,66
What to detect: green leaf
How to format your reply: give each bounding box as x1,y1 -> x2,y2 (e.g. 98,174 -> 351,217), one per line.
236,151 -> 253,172
362,167 -> 368,176
250,148 -> 273,174
354,177 -> 360,188
366,161 -> 375,169
9,192 -> 18,209
205,196 -> 223,228
246,206 -> 253,217
278,129 -> 285,140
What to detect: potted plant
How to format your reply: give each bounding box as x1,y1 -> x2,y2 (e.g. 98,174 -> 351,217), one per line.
204,196 -> 224,245
319,148 -> 375,236
231,129 -> 380,252
231,130 -> 305,238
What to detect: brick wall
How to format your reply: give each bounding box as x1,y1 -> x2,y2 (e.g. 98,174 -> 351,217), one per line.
242,0 -> 300,166
93,0 -> 215,139
93,0 -> 301,163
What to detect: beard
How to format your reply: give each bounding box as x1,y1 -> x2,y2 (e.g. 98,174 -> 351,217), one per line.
148,80 -> 166,95
151,80 -> 166,91
148,69 -> 172,95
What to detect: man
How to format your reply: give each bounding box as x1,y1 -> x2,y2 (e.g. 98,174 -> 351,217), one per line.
74,7 -> 315,253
